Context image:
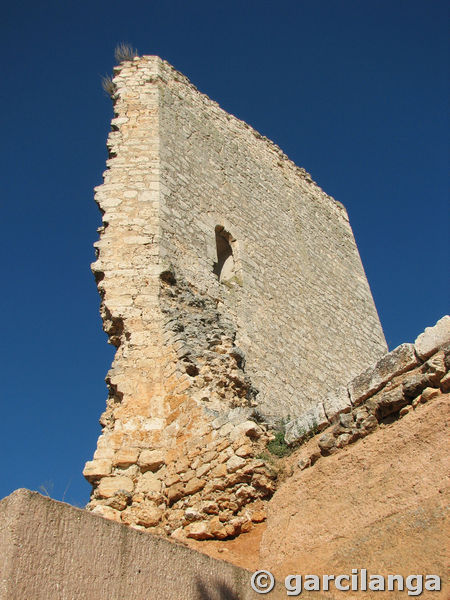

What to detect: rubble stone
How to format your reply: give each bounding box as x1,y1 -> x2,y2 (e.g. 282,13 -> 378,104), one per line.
348,343 -> 419,406
97,476 -> 134,499
415,315 -> 450,359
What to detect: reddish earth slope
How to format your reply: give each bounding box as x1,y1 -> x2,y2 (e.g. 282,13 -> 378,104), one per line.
189,393 -> 449,598
261,394 -> 449,597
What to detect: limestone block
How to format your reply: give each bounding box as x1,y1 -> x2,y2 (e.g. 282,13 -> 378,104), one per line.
112,448 -> 140,468
97,476 -> 134,498
138,450 -> 166,472
424,351 -> 446,383
420,387 -> 440,403
403,372 -> 432,400
373,386 -> 407,418
135,472 -> 162,494
322,386 -> 352,421
186,521 -> 214,540
226,455 -> 246,473
235,444 -> 253,458
284,404 -> 328,445
184,477 -> 205,495
210,464 -> 227,478
167,484 -> 185,504
440,372 -> 450,393
105,490 -> 131,511
317,431 -> 337,455
91,505 -> 122,522
348,343 -> 419,405
134,504 -> 163,527
415,315 -> 450,359
83,459 -> 112,482
195,464 -> 211,478
231,420 -> 262,440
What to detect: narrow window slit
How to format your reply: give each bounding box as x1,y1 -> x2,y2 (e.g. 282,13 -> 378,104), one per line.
213,226 -> 235,283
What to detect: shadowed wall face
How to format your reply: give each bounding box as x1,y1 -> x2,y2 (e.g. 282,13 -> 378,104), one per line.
0,490 -> 287,600
83,56 -> 386,540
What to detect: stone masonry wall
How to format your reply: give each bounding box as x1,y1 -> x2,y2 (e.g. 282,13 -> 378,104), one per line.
288,315 -> 450,469
155,57 -> 387,418
84,55 -> 387,540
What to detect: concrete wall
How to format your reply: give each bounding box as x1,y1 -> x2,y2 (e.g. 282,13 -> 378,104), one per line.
0,489 -> 288,600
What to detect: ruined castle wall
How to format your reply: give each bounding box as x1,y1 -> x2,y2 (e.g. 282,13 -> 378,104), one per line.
153,57 -> 387,418
84,56 -> 386,540
86,58 -> 279,541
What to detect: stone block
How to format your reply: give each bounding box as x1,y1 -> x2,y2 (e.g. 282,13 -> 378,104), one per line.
226,455 -> 246,473
186,521 -> 214,540
135,472 -> 162,494
133,504 -> 163,527
420,387 -> 440,403
322,386 -> 352,421
415,315 -> 450,359
374,386 -> 408,418
440,372 -> 450,393
138,450 -> 166,472
112,448 -> 140,468
231,420 -> 262,440
284,404 -> 328,445
317,431 -> 337,455
348,343 -> 419,405
90,505 -> 122,523
97,476 -> 134,498
83,459 -> 112,482
184,478 -> 205,495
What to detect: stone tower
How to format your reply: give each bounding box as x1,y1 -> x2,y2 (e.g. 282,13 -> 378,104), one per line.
83,56 -> 387,539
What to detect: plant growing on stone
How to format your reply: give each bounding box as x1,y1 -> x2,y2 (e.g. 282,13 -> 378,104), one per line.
101,74 -> 116,98
267,430 -> 292,457
114,43 -> 139,63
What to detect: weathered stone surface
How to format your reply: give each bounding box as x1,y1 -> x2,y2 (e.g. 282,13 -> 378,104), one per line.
348,343 -> 419,405
186,521 -> 214,540
420,387 -> 440,403
440,371 -> 450,392
105,490 -> 131,511
112,448 -> 140,468
424,351 -> 446,383
226,455 -> 247,473
231,421 -> 262,440
133,504 -> 163,527
138,450 -> 166,472
373,385 -> 407,418
284,404 -> 328,444
135,471 -> 162,494
167,484 -> 185,504
235,444 -> 253,457
317,431 -> 337,455
91,505 -> 122,522
322,386 -> 352,421
415,315 -> 450,359
97,476 -> 134,498
83,459 -> 112,482
184,478 -> 205,495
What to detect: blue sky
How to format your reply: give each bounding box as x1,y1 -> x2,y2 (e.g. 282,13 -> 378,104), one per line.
1,0 -> 448,507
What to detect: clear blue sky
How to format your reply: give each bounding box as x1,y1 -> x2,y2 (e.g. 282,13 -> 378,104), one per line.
1,0 -> 448,507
